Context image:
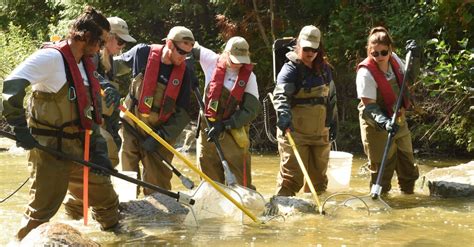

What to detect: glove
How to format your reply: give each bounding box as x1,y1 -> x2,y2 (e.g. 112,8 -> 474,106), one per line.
140,129 -> 165,152
141,136 -> 160,152
385,121 -> 399,136
276,112 -> 293,133
103,84 -> 121,108
363,103 -> 399,135
405,39 -> 420,58
206,121 -> 230,142
89,151 -> 115,176
13,126 -> 37,150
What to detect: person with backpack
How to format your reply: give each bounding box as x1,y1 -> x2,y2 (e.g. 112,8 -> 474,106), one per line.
356,26 -> 420,194
2,6 -> 120,240
192,36 -> 261,188
272,25 -> 337,196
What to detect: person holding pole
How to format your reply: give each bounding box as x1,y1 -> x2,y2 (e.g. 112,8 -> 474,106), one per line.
356,26 -> 420,195
1,6 -> 120,240
63,16 -> 137,221
115,26 -> 195,195
272,25 -> 338,196
192,36 -> 261,188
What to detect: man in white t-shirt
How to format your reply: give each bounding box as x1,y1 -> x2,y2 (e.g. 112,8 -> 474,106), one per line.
192,36 -> 261,188
2,6 -> 120,240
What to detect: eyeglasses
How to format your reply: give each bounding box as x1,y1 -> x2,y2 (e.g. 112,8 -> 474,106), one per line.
371,50 -> 389,57
302,47 -> 319,53
172,41 -> 190,56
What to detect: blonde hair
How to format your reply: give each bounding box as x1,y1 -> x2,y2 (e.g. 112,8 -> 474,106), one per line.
366,26 -> 393,55
100,34 -> 112,73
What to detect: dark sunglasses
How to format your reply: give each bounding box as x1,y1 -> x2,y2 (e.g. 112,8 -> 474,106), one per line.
115,35 -> 126,46
172,41 -> 190,56
302,47 -> 319,53
371,50 -> 389,57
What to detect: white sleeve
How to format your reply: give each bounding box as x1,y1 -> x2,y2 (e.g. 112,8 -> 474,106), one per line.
6,49 -> 67,93
199,45 -> 219,73
244,72 -> 259,99
356,67 -> 377,100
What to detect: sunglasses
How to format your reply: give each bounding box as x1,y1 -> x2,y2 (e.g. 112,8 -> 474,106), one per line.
115,35 -> 126,46
172,41 -> 190,56
371,50 -> 389,57
302,47 -> 319,53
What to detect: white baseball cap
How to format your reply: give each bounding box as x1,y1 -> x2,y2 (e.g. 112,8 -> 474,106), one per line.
107,17 -> 136,43
298,25 -> 321,49
224,36 -> 251,64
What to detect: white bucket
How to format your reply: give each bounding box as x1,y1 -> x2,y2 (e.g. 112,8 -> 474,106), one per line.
112,171 -> 138,202
327,151 -> 353,191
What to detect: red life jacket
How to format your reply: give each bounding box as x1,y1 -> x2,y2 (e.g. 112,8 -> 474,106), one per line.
357,56 -> 410,117
47,41 -> 102,129
138,44 -> 185,122
205,58 -> 253,121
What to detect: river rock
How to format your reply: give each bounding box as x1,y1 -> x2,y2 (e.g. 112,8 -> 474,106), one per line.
20,222 -> 99,246
265,195 -> 317,216
423,161 -> 474,198
120,192 -> 319,220
120,192 -> 189,218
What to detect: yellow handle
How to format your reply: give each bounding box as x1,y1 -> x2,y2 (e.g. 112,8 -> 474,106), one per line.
286,131 -> 322,212
119,105 -> 260,223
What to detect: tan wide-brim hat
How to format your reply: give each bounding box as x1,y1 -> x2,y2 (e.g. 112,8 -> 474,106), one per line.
107,16 -> 136,43
224,36 -> 251,64
298,25 -> 321,49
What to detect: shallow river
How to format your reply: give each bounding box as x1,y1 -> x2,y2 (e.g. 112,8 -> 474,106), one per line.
0,139 -> 472,246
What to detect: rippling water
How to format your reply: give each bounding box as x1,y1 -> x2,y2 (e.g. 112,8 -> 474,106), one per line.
0,139 -> 472,246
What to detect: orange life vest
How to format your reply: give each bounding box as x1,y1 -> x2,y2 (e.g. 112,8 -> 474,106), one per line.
205,58 -> 253,121
138,44 -> 185,122
46,41 -> 102,129
357,56 -> 410,116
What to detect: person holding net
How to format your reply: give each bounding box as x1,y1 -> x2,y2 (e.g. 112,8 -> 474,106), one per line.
192,36 -> 261,189
115,26 -> 196,195
63,16 -> 136,221
356,26 -> 421,195
2,6 -> 121,240
272,25 -> 337,197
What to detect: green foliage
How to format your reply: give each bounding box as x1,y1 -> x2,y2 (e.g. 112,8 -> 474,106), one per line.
0,0 -> 472,155
0,23 -> 41,82
0,0 -> 63,40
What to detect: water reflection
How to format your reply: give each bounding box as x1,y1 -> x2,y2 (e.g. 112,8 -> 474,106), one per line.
0,143 -> 472,246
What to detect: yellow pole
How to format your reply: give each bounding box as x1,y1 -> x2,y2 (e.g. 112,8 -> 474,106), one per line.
118,105 -> 260,223
286,131 -> 323,212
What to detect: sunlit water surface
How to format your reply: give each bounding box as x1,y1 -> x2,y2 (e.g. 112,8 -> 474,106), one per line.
0,139 -> 472,246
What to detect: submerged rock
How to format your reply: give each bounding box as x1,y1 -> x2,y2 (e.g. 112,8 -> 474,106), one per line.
20,222 -> 99,246
120,192 -> 189,218
265,196 -> 317,216
423,161 -> 474,198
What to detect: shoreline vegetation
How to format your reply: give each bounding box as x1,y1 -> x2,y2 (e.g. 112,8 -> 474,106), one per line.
0,1 -> 472,157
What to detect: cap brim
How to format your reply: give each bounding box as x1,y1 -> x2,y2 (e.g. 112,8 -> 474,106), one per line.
229,54 -> 250,64
300,40 -> 319,49
117,33 -> 137,43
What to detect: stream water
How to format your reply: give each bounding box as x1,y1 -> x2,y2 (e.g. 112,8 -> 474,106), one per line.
0,138 -> 472,246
